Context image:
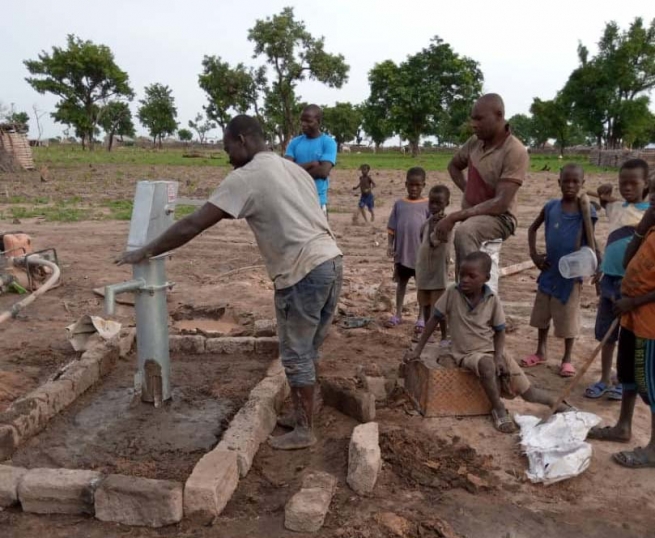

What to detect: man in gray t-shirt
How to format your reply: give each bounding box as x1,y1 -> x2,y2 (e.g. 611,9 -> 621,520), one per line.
118,115 -> 343,451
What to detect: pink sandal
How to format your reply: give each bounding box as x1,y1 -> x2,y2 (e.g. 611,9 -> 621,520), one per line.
560,363 -> 576,378
520,354 -> 546,368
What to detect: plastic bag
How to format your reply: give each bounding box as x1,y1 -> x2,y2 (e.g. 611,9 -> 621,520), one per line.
480,239 -> 503,294
515,411 -> 601,485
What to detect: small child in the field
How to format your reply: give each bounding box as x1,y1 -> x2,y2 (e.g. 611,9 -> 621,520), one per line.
386,167 -> 430,331
353,164 -> 376,223
413,185 -> 451,343
522,163 -> 597,377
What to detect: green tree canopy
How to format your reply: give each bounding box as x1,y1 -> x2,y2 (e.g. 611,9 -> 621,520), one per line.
188,113 -> 216,144
507,113 -> 534,146
248,6 -> 349,150
98,101 -> 135,152
562,17 -> 655,148
178,128 -> 193,142
322,102 -> 362,151
530,96 -> 585,155
24,34 -> 133,150
367,37 -> 482,156
138,83 -> 178,148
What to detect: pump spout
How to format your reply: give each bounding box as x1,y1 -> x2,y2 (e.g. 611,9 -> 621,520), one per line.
104,278 -> 144,316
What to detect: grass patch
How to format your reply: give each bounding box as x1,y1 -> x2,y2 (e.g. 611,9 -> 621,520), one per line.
102,200 -> 198,221
6,205 -> 91,222
33,145 -> 611,174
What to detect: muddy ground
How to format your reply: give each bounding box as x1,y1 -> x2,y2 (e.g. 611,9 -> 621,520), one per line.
0,162 -> 654,537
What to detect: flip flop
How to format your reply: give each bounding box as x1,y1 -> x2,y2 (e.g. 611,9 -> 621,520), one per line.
584,381 -> 610,399
520,354 -> 546,368
385,315 -> 401,328
612,447 -> 655,469
414,320 -> 425,335
606,384 -> 623,401
559,363 -> 576,378
491,408 -> 517,434
587,426 -> 631,443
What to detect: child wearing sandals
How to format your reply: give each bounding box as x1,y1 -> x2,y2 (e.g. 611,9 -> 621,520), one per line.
588,187 -> 655,469
522,163 -> 597,377
585,159 -> 650,402
405,251 -> 572,433
386,167 -> 430,332
413,184 -> 451,343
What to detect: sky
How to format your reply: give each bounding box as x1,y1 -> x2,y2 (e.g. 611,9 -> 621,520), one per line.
2,0 -> 654,142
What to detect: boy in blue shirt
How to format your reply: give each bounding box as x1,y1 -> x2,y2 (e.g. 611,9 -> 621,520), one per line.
285,104 -> 337,216
522,163 -> 597,377
585,159 -> 649,401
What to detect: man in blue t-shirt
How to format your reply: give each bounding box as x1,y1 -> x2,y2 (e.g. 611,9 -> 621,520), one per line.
285,104 -> 337,215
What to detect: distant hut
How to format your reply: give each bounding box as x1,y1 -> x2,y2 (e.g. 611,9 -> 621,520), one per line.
0,123 -> 35,172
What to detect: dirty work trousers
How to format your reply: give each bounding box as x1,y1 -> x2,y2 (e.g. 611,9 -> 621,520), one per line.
453,214 -> 516,274
274,256 -> 343,387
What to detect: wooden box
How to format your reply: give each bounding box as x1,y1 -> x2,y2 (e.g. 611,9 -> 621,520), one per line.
404,359 -> 492,417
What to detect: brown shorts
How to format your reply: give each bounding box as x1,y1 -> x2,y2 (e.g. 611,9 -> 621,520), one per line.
529,283 -> 581,339
417,289 -> 445,308
440,352 -> 531,398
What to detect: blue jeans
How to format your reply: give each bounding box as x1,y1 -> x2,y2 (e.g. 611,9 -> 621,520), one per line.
274,257 -> 343,387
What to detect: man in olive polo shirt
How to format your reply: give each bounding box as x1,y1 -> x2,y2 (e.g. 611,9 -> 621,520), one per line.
435,94 -> 529,271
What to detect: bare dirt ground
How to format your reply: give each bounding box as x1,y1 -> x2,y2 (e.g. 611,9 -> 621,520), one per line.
1,162 -> 654,537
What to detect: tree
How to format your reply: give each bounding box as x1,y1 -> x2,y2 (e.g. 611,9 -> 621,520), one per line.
508,114 -> 534,146
1,104 -> 30,132
530,96 -> 584,156
361,97 -> 394,150
562,18 -> 655,148
188,113 -> 216,144
198,56 -> 266,131
24,34 -> 133,150
178,128 -> 193,142
99,101 -> 135,151
322,102 -> 362,151
137,83 -> 178,148
248,6 -> 349,151
367,37 -> 482,156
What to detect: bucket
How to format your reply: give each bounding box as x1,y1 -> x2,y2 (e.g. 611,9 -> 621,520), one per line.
559,246 -> 597,279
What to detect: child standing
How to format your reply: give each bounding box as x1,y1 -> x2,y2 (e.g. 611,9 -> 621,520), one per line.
406,251 -> 572,433
522,163 -> 597,377
386,167 -> 430,331
585,159 -> 650,401
414,185 -> 451,342
353,164 -> 376,223
588,185 -> 655,468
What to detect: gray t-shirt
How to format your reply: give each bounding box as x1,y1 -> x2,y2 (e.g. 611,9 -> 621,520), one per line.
208,152 -> 342,290
387,198 -> 430,269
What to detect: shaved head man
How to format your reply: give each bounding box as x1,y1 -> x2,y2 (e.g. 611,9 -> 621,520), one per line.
435,93 -> 529,274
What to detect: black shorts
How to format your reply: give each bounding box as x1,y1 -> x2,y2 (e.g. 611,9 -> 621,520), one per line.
617,327 -> 636,388
393,263 -> 415,282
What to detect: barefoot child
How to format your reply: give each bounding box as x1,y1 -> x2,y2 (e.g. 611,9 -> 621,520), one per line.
353,164 -> 376,223
386,167 -> 430,331
414,185 -> 451,342
522,163 -> 597,377
585,159 -> 650,401
405,251 -> 571,433
588,184 -> 655,468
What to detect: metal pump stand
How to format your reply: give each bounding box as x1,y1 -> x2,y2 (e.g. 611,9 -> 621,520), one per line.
104,181 -> 179,407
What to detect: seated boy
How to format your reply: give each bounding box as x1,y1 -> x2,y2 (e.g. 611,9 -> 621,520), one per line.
405,251 -> 571,433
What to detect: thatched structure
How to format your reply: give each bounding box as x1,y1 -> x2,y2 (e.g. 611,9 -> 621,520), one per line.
0,123 -> 35,172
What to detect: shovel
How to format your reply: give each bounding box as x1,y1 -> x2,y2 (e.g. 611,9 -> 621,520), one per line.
540,317 -> 620,425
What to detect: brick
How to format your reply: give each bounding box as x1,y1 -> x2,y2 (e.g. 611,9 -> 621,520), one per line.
361,376 -> 387,401
321,378 -> 375,423
205,337 -> 255,355
216,371 -> 289,477
82,342 -> 119,377
119,328 -> 136,358
184,449 -> 238,524
254,337 -> 279,357
347,422 -> 381,495
169,334 -> 205,354
0,465 -> 27,507
254,319 -> 277,337
18,468 -> 102,515
95,474 -> 182,527
285,471 -> 337,533
60,358 -> 100,398
0,425 -> 19,461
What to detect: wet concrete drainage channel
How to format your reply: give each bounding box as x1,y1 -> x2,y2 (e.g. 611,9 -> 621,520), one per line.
0,329 -> 289,527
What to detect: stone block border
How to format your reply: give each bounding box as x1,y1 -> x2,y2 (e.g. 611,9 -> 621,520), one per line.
169,335 -> 279,358
0,357 -> 289,527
